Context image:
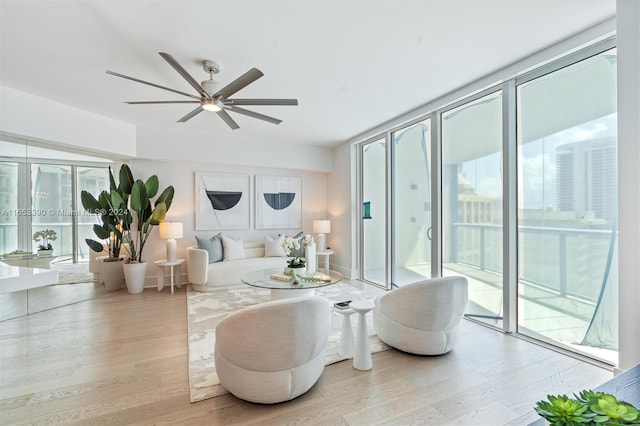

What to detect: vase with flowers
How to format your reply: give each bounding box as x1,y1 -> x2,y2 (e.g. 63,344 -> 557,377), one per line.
281,236 -> 306,276
33,229 -> 57,256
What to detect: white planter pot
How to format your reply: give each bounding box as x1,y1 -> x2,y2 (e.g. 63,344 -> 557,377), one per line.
101,258 -> 124,291
284,265 -> 306,275
37,249 -> 53,256
123,261 -> 148,294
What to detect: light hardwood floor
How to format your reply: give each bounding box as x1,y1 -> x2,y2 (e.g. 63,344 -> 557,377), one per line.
0,284 -> 613,425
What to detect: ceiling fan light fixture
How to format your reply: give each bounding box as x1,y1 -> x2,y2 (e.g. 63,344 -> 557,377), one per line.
202,98 -> 223,112
110,53 -> 297,129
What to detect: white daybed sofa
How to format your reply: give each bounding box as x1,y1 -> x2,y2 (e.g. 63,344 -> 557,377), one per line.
187,241 -> 290,291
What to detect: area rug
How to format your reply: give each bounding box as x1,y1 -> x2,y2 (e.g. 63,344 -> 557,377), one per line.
187,282 -> 388,403
51,262 -> 96,285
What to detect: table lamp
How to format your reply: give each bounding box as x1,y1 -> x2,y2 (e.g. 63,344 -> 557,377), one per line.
313,219 -> 331,252
159,222 -> 183,262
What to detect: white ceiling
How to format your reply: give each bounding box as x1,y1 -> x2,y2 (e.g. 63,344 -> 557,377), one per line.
0,0 -> 616,151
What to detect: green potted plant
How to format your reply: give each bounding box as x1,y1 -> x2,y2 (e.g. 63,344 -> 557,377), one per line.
119,164 -> 174,294
535,390 -> 639,425
80,166 -> 130,291
33,229 -> 57,255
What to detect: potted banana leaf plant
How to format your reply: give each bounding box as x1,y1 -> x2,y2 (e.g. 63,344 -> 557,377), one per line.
80,166 -> 130,291
119,164 -> 174,294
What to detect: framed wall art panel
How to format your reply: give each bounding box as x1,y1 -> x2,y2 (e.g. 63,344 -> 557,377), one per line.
195,172 -> 250,230
255,175 -> 302,229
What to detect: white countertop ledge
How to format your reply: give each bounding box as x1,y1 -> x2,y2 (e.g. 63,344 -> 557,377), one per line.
0,265 -> 58,294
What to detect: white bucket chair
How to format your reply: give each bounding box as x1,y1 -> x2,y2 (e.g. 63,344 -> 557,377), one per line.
373,276 -> 468,355
214,295 -> 330,404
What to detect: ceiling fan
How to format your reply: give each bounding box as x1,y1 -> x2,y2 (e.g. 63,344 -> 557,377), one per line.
106,52 -> 298,130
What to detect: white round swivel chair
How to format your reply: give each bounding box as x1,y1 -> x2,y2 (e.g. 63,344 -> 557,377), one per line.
373,276 -> 468,355
214,295 -> 330,404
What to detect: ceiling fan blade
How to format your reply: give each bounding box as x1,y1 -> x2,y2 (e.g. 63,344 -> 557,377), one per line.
216,110 -> 240,130
227,106 -> 282,125
224,98 -> 298,106
177,106 -> 204,123
126,101 -> 200,104
159,52 -> 209,99
214,68 -> 264,99
106,70 -> 200,100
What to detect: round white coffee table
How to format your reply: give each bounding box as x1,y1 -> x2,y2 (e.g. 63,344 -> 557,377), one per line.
242,268 -> 342,300
350,299 -> 375,370
332,305 -> 355,358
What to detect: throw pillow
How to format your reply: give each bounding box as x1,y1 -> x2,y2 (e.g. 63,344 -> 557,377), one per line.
264,235 -> 287,257
221,235 -> 246,261
195,233 -> 223,263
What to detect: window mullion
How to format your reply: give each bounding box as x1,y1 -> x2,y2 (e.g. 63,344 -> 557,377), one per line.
503,80 -> 517,333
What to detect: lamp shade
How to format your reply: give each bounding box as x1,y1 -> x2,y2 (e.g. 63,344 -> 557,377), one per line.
159,222 -> 183,240
313,219 -> 331,234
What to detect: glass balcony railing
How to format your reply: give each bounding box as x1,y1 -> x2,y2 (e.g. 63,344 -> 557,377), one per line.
447,222 -> 618,364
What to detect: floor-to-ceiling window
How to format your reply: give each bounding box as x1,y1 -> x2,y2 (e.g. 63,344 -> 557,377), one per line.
356,39 -> 617,364
31,163 -> 73,256
392,119 -> 432,287
77,167 -> 111,261
442,92 -> 504,327
0,135 -> 111,263
0,161 -> 20,254
516,47 -> 618,363
361,138 -> 387,286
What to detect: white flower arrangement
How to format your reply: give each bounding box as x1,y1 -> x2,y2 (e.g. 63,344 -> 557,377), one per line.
280,236 -> 300,256
33,229 -> 57,250
281,236 -> 305,268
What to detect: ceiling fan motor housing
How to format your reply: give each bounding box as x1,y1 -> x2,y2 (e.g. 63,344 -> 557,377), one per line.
201,79 -> 222,97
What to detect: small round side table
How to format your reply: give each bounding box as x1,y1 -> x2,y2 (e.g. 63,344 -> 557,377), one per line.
316,249 -> 335,272
349,299 -> 375,370
154,259 -> 185,293
332,305 -> 355,358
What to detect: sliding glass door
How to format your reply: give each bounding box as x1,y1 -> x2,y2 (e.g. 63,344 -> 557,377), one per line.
356,39 -> 617,364
362,138 -> 387,286
392,119 -> 432,287
441,92 -> 504,327
516,48 -> 618,363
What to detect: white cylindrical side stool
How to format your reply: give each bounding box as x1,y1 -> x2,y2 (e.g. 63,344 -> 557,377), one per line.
332,306 -> 355,358
349,299 -> 375,370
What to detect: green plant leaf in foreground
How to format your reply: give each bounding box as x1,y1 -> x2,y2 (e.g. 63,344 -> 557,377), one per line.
535,394 -> 594,425
538,391 -> 640,425
590,394 -> 640,423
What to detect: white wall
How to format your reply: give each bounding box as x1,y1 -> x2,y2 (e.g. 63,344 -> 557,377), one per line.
135,125 -> 333,172
129,158 -> 328,283
0,86 -> 136,157
0,86 -> 334,173
617,0 -> 640,370
327,141 -> 355,277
